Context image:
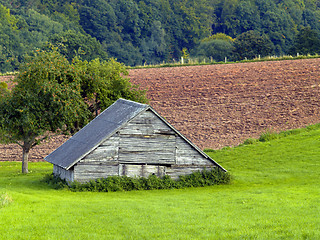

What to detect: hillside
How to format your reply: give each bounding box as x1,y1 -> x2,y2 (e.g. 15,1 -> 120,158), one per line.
0,123 -> 319,238
1,58 -> 320,161
129,58 -> 320,149
0,0 -> 320,71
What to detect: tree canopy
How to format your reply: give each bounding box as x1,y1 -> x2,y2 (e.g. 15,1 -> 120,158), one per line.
289,27 -> 320,55
0,0 -> 320,71
232,31 -> 274,60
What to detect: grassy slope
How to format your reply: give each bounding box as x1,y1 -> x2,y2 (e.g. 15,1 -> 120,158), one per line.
0,126 -> 319,239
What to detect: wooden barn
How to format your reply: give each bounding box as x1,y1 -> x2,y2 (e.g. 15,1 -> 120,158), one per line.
45,99 -> 226,182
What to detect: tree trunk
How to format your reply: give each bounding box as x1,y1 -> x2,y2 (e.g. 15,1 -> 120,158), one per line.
22,146 -> 30,174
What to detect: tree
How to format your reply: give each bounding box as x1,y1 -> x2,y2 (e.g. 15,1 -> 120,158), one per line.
0,50 -> 89,173
140,20 -> 168,64
289,27 -> 320,55
213,0 -> 239,37
0,81 -> 9,97
46,30 -> 107,62
232,31 -> 274,60
193,38 -> 234,62
74,57 -> 148,117
0,49 -> 148,173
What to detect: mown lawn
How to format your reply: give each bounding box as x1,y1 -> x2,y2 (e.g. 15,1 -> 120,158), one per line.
0,126 -> 319,239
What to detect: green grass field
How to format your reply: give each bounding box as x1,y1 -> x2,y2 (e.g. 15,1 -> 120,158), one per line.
1,126 -> 320,239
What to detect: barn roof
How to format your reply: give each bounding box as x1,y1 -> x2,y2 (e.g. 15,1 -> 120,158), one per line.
45,98 -> 225,171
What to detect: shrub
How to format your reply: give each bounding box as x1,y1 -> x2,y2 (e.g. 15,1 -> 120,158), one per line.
42,173 -> 69,189
203,148 -> 216,153
243,138 -> 258,145
259,129 -> 278,142
43,168 -> 231,192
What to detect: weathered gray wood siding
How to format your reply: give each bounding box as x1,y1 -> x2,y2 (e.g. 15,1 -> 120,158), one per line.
73,135 -> 120,182
119,164 -> 165,178
176,138 -> 212,165
118,110 -> 176,165
82,134 -> 119,163
74,163 -> 119,182
168,132 -> 215,179
70,109 -> 216,182
53,165 -> 74,182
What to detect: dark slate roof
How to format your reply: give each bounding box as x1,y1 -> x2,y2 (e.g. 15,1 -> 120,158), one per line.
45,98 -> 226,171
45,99 -> 148,170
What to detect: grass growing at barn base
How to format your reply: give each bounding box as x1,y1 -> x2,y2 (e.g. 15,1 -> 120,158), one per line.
0,125 -> 320,239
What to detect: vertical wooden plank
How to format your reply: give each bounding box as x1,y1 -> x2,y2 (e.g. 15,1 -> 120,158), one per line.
53,165 -> 74,182
175,137 -> 213,166
81,133 -> 120,162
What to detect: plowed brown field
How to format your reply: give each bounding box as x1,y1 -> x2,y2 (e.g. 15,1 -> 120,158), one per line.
1,58 -> 320,161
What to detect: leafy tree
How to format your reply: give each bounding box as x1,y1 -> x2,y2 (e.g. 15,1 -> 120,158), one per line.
46,30 -> 107,62
0,4 -> 22,72
213,0 -> 239,36
302,9 -> 320,33
193,39 -> 234,62
232,31 -> 274,60
74,57 -> 148,116
201,33 -> 234,42
2,0 -> 320,66
140,20 -> 168,64
23,9 -> 63,36
289,27 -> 320,55
104,41 -> 143,66
0,81 -> 9,97
234,1 -> 260,34
0,49 -> 148,173
0,50 -> 89,173
110,0 -> 141,45
0,3 -> 18,29
78,0 -> 117,43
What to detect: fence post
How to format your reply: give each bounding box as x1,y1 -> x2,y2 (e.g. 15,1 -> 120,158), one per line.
181,57 -> 184,64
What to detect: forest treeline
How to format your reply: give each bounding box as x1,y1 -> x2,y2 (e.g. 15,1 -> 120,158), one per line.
1,0 -> 320,72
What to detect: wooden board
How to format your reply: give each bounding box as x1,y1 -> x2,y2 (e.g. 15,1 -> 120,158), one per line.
74,163 -> 119,182
53,165 -> 74,182
118,110 -> 176,164
119,164 -> 165,178
175,137 -> 213,165
82,135 -> 119,162
120,110 -> 175,135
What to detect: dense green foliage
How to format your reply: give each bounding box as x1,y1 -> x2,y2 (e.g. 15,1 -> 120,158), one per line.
232,31 -> 274,60
0,81 -> 8,97
0,124 -> 319,238
0,49 -> 147,173
43,168 -> 230,192
289,26 -> 320,55
0,49 -> 90,173
0,0 -> 320,71
74,57 -> 148,117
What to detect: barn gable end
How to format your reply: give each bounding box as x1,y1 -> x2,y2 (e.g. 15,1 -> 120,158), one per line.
45,99 -> 226,182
